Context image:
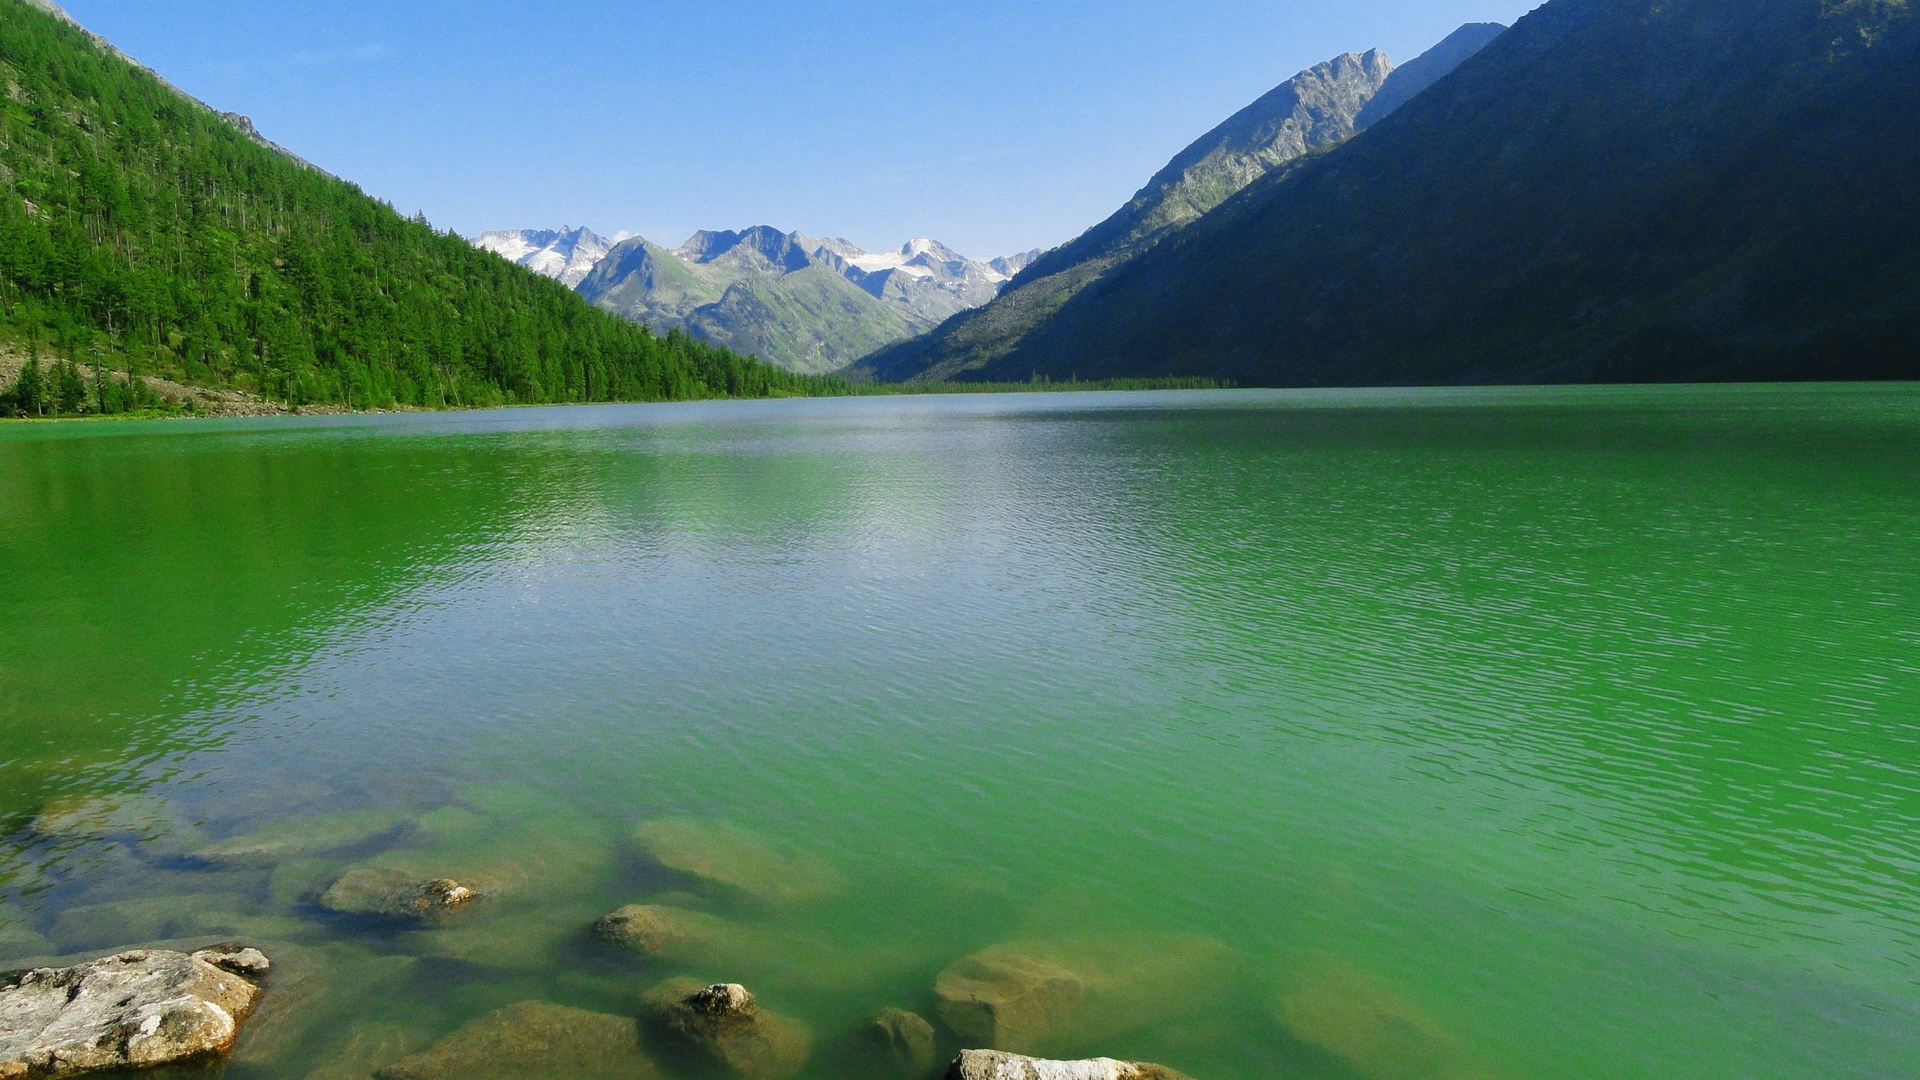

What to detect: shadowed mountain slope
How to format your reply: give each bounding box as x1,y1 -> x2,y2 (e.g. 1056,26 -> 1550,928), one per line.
966,0 -> 1920,386
1355,23 -> 1508,129
852,27 -> 1516,385
856,47 -> 1414,382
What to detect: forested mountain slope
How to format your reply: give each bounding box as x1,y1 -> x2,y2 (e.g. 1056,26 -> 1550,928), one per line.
979,0 -> 1920,386
0,0 -> 829,414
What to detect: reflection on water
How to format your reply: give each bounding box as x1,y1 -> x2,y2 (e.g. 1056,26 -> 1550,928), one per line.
1,386 -> 1917,1080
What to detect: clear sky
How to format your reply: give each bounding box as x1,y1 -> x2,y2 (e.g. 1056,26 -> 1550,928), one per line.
60,1 -> 1538,260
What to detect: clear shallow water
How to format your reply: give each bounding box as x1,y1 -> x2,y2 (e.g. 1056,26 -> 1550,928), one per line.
1,385 -> 1916,1080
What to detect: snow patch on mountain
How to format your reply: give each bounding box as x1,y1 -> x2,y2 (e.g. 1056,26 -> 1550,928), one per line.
473,226 -> 614,288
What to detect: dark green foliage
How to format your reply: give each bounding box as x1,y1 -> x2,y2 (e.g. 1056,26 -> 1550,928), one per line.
974,0 -> 1920,386
0,0 -> 840,412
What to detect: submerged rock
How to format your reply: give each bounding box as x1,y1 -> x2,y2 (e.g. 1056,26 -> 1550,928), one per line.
593,905 -> 727,959
1275,959 -> 1500,1080
934,936 -> 1231,1055
642,978 -> 810,1080
318,867 -> 477,921
199,810 -> 410,863
945,1049 -> 1195,1080
373,1001 -> 658,1080
0,947 -> 264,1075
631,819 -> 843,906
29,795 -> 172,842
862,1008 -> 936,1075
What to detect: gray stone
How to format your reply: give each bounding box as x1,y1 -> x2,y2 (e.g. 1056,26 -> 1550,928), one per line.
318,867 -> 476,921
0,948 -> 263,1076
373,1001 -> 658,1080
945,1050 -> 1195,1080
642,978 -> 809,1080
593,905 -> 727,958
192,945 -> 271,978
862,1008 -> 936,1075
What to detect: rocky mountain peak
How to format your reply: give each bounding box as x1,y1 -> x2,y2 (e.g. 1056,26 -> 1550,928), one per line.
472,226 -> 613,288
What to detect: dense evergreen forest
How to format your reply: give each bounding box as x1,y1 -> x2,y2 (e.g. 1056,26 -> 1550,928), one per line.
0,0 -> 842,417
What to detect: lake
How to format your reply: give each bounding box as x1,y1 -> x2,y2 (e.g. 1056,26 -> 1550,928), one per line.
2,385 -> 1916,1080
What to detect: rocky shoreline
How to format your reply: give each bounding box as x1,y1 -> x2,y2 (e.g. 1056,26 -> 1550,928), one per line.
2,797 -> 1488,1080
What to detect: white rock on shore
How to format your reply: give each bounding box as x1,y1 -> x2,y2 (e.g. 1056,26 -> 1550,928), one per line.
0,947 -> 266,1076
945,1050 -> 1195,1080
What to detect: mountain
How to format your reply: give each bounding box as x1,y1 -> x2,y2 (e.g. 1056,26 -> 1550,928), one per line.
1354,23 -> 1507,129
857,34 -> 1491,383
575,227 -> 1020,373
0,0 -> 835,414
473,227 -> 614,288
931,0 -> 1920,386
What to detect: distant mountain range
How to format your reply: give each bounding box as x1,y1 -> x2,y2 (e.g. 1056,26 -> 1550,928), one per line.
856,26 -> 1500,382
871,0 -> 1919,385
473,226 -> 1037,374
473,227 -> 615,289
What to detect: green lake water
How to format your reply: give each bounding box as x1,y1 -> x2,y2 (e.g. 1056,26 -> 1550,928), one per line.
1,385 -> 1916,1080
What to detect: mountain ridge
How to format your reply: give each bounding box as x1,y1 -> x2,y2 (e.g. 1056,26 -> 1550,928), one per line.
573,227 -> 1026,373
854,28 -> 1503,384
965,0 -> 1920,386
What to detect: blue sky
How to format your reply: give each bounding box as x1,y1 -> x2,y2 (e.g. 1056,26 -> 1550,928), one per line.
61,1 -> 1538,259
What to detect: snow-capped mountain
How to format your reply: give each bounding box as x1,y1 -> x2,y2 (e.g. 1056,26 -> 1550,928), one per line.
472,227 -> 614,288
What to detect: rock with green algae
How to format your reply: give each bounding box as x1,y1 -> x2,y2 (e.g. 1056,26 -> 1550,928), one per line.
933,935 -> 1232,1056
642,978 -> 810,1080
863,1007 -> 937,1075
944,1049 -> 1196,1080
48,892 -> 302,951
631,819 -> 843,906
372,1001 -> 660,1080
594,904 -> 730,959
1274,958 -> 1506,1080
198,810 -> 411,863
0,948 -> 264,1076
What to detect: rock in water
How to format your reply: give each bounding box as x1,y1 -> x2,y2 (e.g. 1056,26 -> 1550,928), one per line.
319,867 -> 477,921
642,979 -> 810,1080
373,1001 -> 657,1080
192,944 -> 272,979
0,948 -> 264,1075
631,819 -> 843,905
945,1050 -> 1195,1080
862,1008 -> 936,1075
1275,959 -> 1501,1080
934,937 -> 1231,1055
593,905 -> 727,958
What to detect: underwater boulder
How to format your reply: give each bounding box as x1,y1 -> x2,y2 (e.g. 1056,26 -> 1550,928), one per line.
631,819 -> 843,906
0,947 -> 265,1075
29,795 -> 173,843
944,1049 -> 1195,1080
934,936 -> 1232,1055
1275,958 -> 1503,1080
642,978 -> 811,1080
197,810 -> 410,863
373,1001 -> 658,1080
318,867 -> 477,922
594,904 -> 729,959
862,1007 -> 937,1075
